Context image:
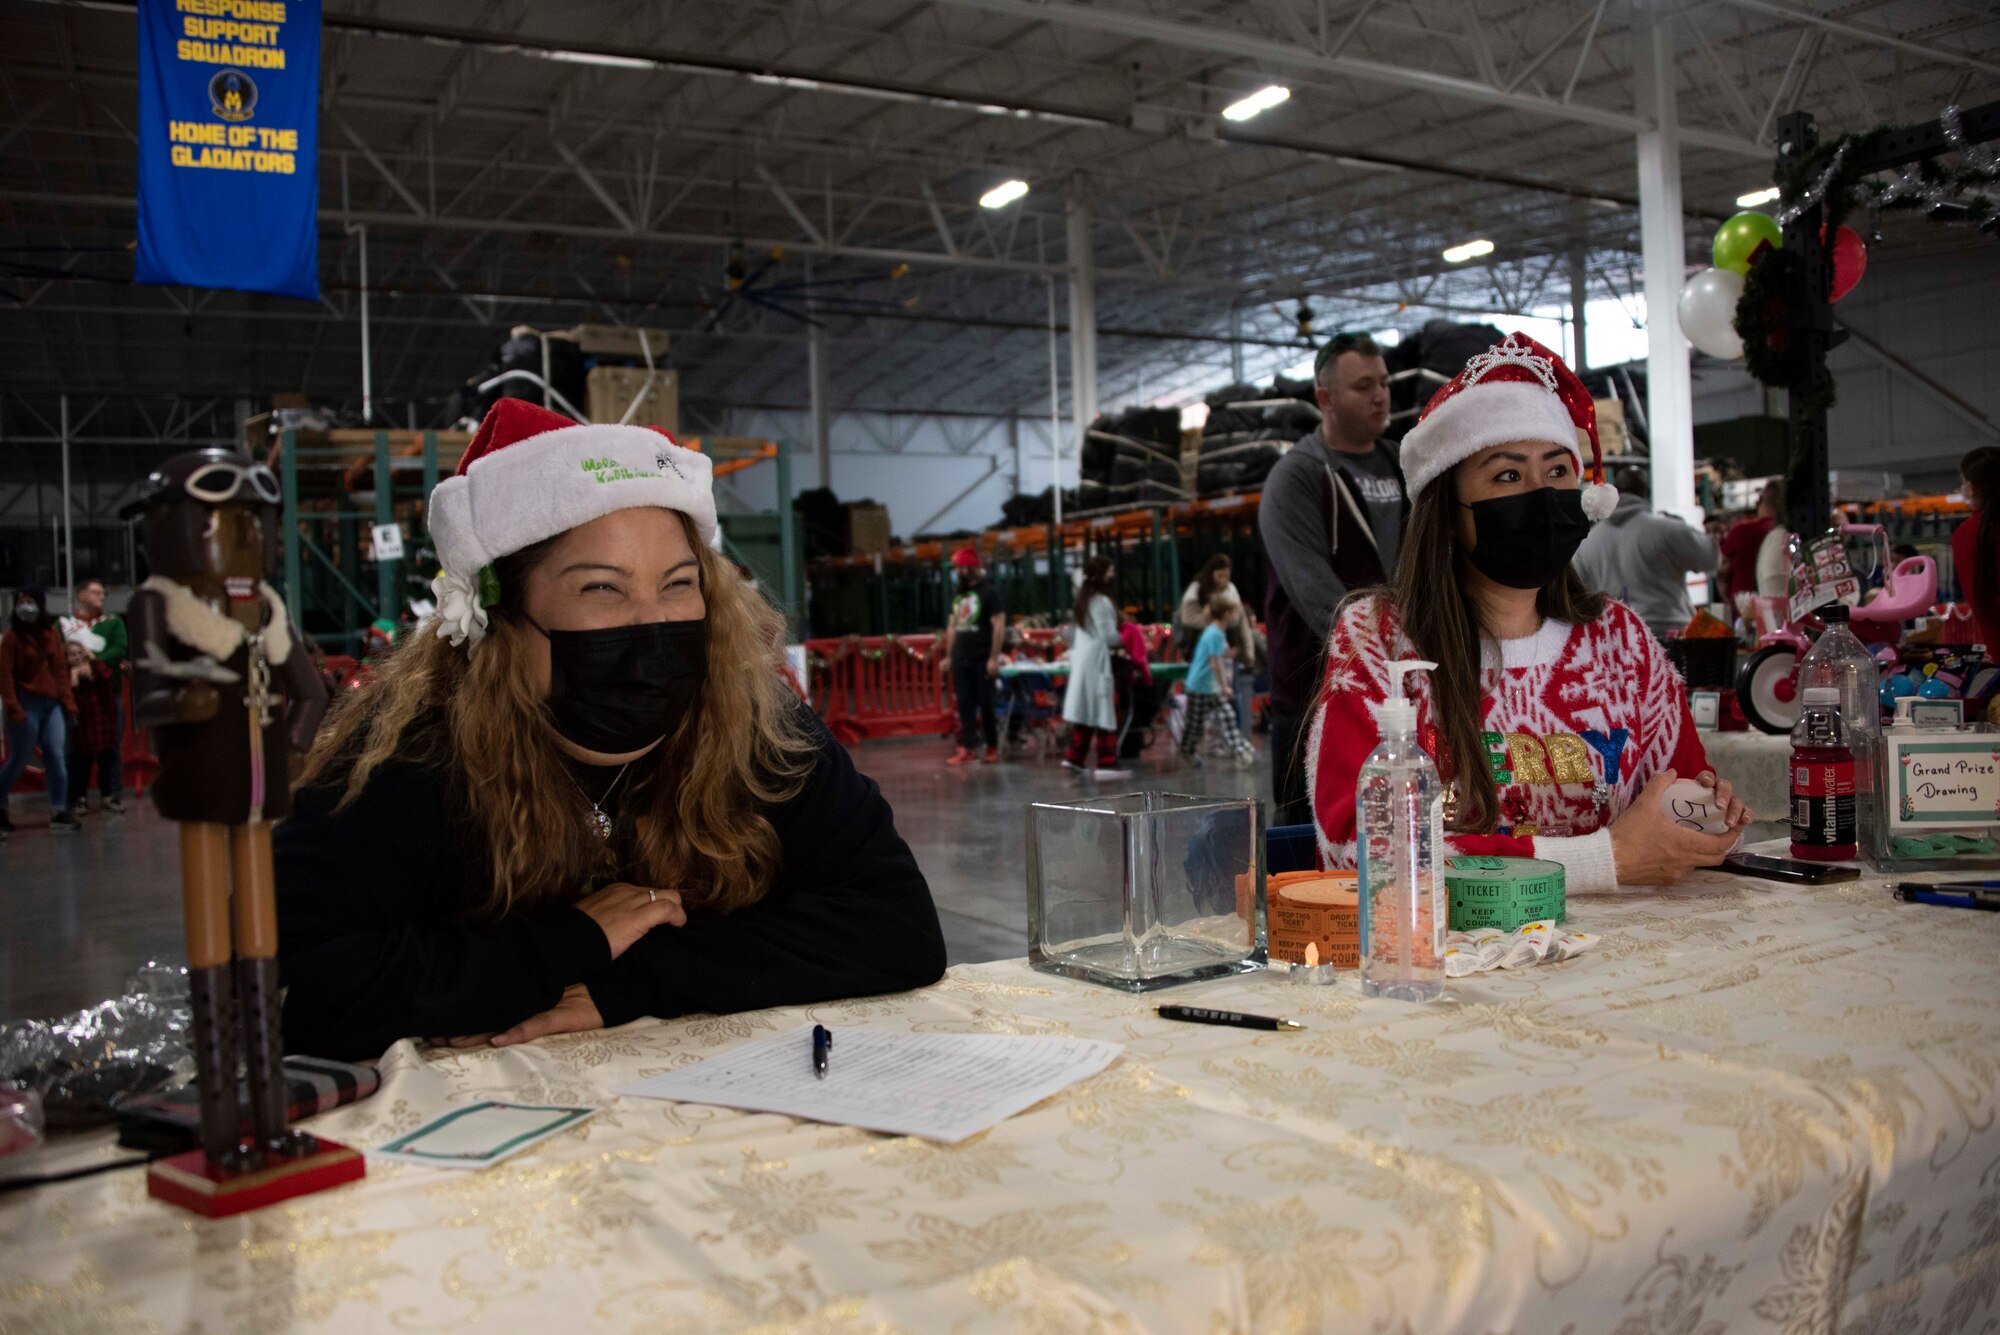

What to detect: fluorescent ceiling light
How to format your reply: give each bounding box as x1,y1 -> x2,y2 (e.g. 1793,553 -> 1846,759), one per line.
1220,85 -> 1291,122
979,179 -> 1029,209
545,49 -> 657,69
1442,238 -> 1495,263
1736,185 -> 1781,208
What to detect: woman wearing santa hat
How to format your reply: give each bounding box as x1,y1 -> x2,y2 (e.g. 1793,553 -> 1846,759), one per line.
275,400 -> 944,1060
1309,334 -> 1753,889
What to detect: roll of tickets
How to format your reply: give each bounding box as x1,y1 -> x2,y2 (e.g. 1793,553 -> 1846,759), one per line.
1443,857 -> 1566,933
1264,870 -> 1360,968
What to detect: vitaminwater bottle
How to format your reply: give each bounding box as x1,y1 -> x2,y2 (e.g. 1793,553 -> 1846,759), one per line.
1789,686 -> 1857,861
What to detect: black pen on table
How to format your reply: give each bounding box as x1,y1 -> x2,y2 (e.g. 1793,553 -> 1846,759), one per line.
812,1024 -> 832,1079
1157,1005 -> 1303,1032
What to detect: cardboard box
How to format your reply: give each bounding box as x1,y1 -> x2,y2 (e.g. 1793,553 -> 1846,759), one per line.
846,502 -> 892,556
586,366 -> 678,432
1595,396 -> 1629,456
567,323 -> 670,361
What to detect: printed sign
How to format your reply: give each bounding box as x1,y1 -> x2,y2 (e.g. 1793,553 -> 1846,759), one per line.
135,0 -> 321,299
371,522 -> 404,562
1788,532 -> 1862,624
1887,735 -> 2000,827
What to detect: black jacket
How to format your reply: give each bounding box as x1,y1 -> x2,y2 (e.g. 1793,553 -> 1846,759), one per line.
274,708 -> 946,1060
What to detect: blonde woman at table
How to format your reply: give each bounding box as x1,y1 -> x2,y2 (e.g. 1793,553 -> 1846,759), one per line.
1308,335 -> 1754,888
274,401 -> 945,1061
1060,554 -> 1129,778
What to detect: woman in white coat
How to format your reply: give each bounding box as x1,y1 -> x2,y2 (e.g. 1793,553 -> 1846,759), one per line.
1061,555 -> 1128,778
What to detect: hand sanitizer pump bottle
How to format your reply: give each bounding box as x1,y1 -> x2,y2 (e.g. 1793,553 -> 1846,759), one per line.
1358,659 -> 1445,1002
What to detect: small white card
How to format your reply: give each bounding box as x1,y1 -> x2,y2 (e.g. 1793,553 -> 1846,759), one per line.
371,1101 -> 597,1170
371,522 -> 405,561
1690,690 -> 1720,729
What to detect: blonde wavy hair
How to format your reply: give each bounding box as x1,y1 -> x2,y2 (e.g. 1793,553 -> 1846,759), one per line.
302,510 -> 815,921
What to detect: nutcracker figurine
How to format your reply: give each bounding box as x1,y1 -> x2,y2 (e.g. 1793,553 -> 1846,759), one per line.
124,449 -> 362,1216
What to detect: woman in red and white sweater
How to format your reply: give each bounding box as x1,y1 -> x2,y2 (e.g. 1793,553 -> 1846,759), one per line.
1308,335 -> 1753,890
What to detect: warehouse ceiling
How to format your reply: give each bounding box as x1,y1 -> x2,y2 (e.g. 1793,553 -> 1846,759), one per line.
1,0 -> 1996,477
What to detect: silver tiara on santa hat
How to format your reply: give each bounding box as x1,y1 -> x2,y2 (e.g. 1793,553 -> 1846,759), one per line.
1399,332 -> 1618,522
425,398 -> 717,651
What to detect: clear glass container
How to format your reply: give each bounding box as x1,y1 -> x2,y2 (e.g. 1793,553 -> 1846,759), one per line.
1027,792 -> 1265,991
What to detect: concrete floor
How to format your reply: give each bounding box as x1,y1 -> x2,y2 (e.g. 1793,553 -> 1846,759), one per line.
1,732 -> 1271,1022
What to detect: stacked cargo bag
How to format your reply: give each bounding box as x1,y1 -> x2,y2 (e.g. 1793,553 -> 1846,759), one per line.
1193,377 -> 1320,498
1383,319 -> 1503,441
1079,405 -> 1186,509
1201,383 -> 1265,435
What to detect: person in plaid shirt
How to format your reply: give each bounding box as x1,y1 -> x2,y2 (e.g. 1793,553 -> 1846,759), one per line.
63,628 -> 122,815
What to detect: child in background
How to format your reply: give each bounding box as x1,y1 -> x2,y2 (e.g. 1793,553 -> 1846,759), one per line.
1179,595 -> 1255,769
64,630 -> 121,816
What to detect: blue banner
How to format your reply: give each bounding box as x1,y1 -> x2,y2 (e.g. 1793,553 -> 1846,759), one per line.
134,0 -> 320,300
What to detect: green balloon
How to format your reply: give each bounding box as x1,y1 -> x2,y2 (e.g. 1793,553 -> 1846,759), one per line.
1713,211 -> 1782,274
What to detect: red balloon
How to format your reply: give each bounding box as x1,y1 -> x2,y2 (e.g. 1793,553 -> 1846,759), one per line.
1825,224 -> 1867,302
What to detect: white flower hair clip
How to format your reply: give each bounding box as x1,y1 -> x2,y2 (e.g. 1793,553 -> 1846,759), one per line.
430,567 -> 493,651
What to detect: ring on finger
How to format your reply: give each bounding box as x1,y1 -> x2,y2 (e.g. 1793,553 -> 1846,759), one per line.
647,889 -> 657,904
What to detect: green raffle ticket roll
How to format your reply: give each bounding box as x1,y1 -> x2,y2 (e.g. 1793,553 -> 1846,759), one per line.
1443,857 -> 1567,932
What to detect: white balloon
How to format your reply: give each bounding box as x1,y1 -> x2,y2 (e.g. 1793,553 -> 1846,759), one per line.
1677,267 -> 1745,360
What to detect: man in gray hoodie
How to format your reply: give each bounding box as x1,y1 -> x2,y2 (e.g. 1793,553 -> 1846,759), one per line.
1258,333 -> 1405,826
1573,466 -> 1721,639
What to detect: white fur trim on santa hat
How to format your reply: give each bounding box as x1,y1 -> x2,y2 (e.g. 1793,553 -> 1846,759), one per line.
1399,380 -> 1582,501
427,422 -> 718,583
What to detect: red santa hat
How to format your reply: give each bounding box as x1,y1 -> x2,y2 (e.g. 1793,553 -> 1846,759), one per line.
950,546 -> 981,568
1399,333 -> 1617,522
425,398 -> 717,650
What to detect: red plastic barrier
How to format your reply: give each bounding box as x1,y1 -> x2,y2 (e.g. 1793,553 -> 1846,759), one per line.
804,635 -> 955,747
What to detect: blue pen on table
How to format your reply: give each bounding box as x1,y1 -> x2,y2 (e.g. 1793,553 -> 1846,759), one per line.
1892,884 -> 2000,911
812,1024 -> 832,1080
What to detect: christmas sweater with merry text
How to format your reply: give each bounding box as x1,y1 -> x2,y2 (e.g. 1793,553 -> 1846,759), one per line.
1307,596 -> 1711,892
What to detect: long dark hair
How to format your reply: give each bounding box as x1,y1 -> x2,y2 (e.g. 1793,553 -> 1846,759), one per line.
1072,554 -> 1115,629
1964,447 -> 2000,639
1374,475 -> 1605,834
1194,553 -> 1231,595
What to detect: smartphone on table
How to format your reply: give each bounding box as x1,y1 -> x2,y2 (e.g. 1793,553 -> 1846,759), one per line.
1721,854 -> 1862,885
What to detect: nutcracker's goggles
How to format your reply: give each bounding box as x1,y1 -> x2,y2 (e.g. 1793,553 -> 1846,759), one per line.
185,460 -> 281,506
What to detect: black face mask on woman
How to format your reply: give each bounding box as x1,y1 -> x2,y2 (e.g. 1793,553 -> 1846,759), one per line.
533,618 -> 707,754
1459,486 -> 1591,590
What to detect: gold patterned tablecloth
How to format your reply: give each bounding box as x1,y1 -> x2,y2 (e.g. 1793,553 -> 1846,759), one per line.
6,860 -> 2000,1334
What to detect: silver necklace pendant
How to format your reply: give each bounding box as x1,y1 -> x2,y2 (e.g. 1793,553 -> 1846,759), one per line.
566,757 -> 633,844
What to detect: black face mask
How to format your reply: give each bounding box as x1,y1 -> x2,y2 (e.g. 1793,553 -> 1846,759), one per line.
1459,486 -> 1590,590
535,618 -> 707,754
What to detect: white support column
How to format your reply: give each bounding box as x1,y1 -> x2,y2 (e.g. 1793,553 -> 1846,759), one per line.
59,393 -> 73,598
1229,302 -> 1246,384
348,222 -> 374,425
1045,275 -> 1064,526
1569,240 -> 1590,373
1634,6 -> 1695,516
806,319 -> 832,490
1065,182 -> 1098,460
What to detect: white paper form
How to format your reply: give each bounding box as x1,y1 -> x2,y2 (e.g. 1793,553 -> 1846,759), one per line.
614,1028 -> 1123,1142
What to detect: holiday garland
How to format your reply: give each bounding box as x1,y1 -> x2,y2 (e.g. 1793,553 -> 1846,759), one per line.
1736,104 -> 1999,396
